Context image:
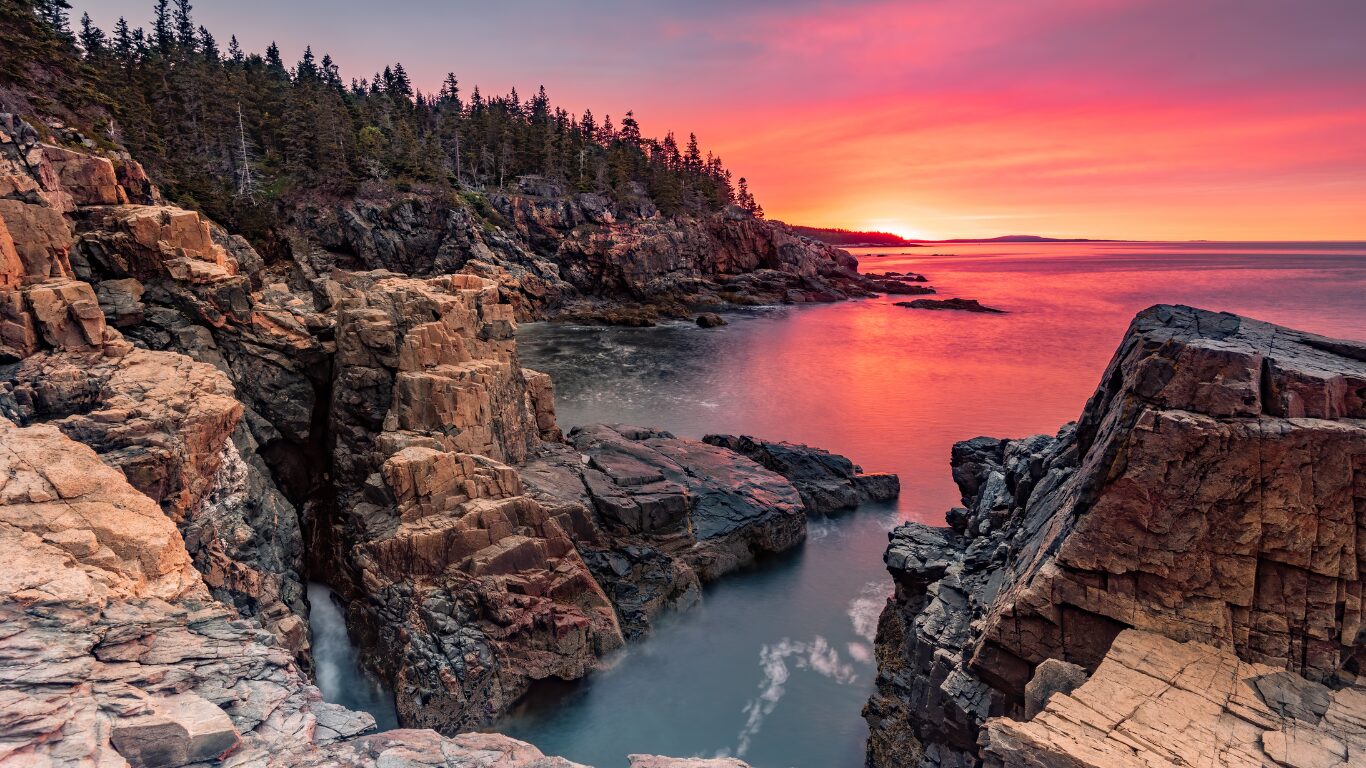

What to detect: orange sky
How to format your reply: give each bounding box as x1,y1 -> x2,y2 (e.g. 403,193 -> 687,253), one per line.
93,0 -> 1366,240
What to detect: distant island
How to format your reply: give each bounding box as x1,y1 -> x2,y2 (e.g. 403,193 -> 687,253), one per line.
789,227 -> 926,247
794,227 -> 1116,246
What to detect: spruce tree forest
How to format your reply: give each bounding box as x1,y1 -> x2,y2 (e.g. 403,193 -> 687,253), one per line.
2,0 -> 767,240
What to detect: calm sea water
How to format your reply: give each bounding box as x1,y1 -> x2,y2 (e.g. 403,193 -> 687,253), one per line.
313,242 -> 1366,767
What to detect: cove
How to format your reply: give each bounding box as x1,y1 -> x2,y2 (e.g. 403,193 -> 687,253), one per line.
501,241 -> 1366,766
307,241 -> 1365,767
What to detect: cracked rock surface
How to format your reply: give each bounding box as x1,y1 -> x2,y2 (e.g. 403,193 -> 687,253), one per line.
866,304 -> 1366,767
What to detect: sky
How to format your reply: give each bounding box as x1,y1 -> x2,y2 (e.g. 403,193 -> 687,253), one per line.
82,0 -> 1366,240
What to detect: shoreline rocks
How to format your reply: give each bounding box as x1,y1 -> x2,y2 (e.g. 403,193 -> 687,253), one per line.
1,113 -> 887,762
865,304 -> 1366,767
702,434 -> 900,515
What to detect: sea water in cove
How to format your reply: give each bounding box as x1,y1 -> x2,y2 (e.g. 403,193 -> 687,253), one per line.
495,242 -> 1366,767
307,582 -> 401,731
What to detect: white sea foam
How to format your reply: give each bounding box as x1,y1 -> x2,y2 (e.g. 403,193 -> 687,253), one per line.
848,580 -> 890,643
735,636 -> 857,756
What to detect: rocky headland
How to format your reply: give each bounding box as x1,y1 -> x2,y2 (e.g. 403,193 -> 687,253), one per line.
865,304 -> 1366,767
0,111 -> 897,767
283,176 -> 887,327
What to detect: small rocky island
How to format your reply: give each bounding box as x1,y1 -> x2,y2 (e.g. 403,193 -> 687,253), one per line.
865,304 -> 1366,767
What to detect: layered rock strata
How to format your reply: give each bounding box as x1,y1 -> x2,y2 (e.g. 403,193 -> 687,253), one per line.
0,416 -> 756,768
866,304 -> 1366,767
519,425 -> 813,637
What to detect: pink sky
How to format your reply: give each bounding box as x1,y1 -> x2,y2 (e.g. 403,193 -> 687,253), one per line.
90,0 -> 1366,239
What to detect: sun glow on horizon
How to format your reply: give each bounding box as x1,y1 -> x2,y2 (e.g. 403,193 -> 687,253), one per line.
857,221 -> 936,241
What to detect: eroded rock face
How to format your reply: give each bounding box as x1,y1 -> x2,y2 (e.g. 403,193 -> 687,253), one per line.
317,270 -> 627,732
0,343 -> 311,660
982,630 -> 1366,768
866,305 -> 1366,767
286,187 -> 876,321
0,418 -> 724,768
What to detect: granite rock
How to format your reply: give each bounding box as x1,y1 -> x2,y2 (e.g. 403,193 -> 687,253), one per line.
867,305 -> 1366,767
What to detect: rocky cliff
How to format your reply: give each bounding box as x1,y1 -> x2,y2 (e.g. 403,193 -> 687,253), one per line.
865,304 -> 1366,767
284,176 -> 877,324
0,111 -> 897,766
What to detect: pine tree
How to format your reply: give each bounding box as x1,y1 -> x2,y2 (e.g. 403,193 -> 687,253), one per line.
685,133 -> 702,174
173,0 -> 196,52
78,12 -> 105,57
112,17 -> 134,62
390,62 -> 412,99
227,34 -> 242,62
265,42 -> 285,73
296,46 -> 318,81
198,26 -> 217,60
35,0 -> 74,42
618,110 -> 641,148
151,0 -> 171,53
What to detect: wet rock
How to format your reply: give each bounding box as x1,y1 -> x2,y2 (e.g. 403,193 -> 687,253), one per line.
695,312 -> 727,328
895,297 -> 1005,313
866,305 -> 1366,767
518,426 -> 810,634
703,433 -> 899,515
628,757 -> 753,768
867,280 -> 936,295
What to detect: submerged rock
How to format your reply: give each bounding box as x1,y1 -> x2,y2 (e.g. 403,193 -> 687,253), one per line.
895,297 -> 1004,313
695,312 -> 727,328
865,305 -> 1366,767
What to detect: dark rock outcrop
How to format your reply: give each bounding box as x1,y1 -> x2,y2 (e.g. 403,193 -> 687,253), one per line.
865,305 -> 1366,767
895,298 -> 1004,313
703,433 -> 900,515
285,186 -> 880,322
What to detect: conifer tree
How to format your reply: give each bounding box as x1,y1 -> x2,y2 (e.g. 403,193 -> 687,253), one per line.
112,17 -> 134,62
173,0 -> 195,52
151,0 -> 171,52
77,12 -> 104,56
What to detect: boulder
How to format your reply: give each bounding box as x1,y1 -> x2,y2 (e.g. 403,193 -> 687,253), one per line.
1022,658 -> 1087,720
41,144 -> 126,206
695,312 -> 727,328
109,693 -> 239,768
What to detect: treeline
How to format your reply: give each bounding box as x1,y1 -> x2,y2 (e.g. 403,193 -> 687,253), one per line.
788,226 -> 916,247
5,0 -> 767,235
